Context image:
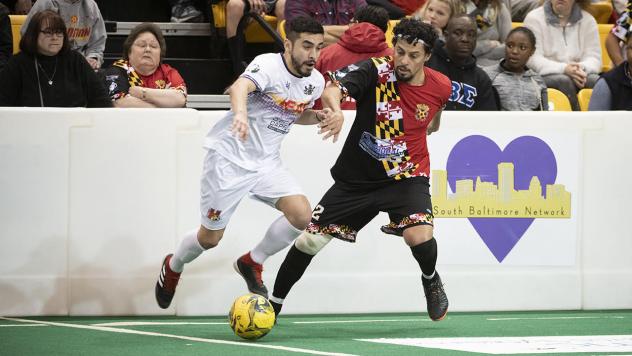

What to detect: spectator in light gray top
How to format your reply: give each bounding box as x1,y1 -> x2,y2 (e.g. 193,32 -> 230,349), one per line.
484,26 -> 548,110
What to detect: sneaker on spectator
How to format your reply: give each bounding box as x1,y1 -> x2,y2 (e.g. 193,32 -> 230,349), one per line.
171,4 -> 204,23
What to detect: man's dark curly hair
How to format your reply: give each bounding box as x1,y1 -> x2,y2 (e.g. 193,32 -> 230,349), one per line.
392,18 -> 438,52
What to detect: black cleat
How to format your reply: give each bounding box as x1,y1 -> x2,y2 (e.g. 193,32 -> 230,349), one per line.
380,224 -> 403,236
422,272 -> 449,321
270,300 -> 283,317
233,253 -> 269,298
155,254 -> 181,309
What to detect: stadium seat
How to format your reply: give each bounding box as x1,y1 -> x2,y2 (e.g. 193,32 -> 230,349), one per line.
586,1 -> 613,24
577,88 -> 592,111
211,0 -> 278,43
278,19 -> 286,40
598,24 -> 614,72
547,88 -> 572,111
9,15 -> 26,54
511,22 -> 523,28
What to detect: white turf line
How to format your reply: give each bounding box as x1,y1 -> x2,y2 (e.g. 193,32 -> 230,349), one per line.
93,321 -> 228,327
93,319 -> 430,327
0,317 -> 356,356
487,316 -> 625,321
0,324 -> 47,328
293,319 -> 430,324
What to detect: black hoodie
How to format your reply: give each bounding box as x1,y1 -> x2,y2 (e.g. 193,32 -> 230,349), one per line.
426,44 -> 497,111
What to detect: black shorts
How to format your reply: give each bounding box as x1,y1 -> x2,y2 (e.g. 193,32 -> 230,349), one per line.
307,177 -> 434,243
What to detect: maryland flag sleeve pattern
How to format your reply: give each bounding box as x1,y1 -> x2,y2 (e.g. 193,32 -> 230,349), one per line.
371,57 -> 419,180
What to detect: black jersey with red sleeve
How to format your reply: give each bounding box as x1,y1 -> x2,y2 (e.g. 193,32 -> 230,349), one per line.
328,56 -> 451,187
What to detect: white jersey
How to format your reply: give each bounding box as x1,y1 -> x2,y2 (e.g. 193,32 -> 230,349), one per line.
204,53 -> 325,171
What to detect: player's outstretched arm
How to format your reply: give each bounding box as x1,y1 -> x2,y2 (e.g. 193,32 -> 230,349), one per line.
318,83 -> 345,143
295,108 -> 333,125
228,78 -> 257,141
427,110 -> 443,135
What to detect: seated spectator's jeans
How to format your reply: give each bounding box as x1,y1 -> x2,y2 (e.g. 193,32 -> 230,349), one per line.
542,73 -> 599,111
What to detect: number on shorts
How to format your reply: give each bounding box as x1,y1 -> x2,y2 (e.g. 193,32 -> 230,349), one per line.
312,204 -> 324,221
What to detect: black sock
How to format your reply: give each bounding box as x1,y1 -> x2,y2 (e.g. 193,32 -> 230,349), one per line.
271,244 -> 314,302
410,238 -> 437,278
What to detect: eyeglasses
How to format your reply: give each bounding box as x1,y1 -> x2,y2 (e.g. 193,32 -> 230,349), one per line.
40,29 -> 65,37
133,41 -> 160,50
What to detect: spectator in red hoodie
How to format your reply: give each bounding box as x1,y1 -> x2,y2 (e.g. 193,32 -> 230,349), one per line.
314,5 -> 392,109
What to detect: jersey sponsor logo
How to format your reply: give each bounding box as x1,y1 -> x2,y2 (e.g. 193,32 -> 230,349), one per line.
449,81 -> 477,109
415,103 -> 430,121
206,208 -> 222,221
359,132 -> 407,162
247,64 -> 260,73
267,117 -> 293,134
271,95 -> 310,114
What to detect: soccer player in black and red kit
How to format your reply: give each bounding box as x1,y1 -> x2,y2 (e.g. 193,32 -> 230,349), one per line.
269,18 -> 452,321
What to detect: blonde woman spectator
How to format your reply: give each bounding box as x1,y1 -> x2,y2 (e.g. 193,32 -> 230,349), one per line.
461,0 -> 512,67
524,0 -> 601,111
414,0 -> 461,40
101,23 -> 187,108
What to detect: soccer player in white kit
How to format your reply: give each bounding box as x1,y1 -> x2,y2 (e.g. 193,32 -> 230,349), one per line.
155,16 -> 342,308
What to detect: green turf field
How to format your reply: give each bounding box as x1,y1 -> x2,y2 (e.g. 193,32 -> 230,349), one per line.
2,310 -> 631,355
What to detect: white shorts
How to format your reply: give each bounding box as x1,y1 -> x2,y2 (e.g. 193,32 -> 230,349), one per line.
200,150 -> 303,230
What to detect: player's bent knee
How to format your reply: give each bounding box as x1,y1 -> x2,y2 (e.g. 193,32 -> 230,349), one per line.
295,232 -> 332,255
291,211 -> 312,230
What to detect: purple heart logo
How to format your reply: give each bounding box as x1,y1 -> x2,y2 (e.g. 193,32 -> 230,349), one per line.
446,135 -> 557,262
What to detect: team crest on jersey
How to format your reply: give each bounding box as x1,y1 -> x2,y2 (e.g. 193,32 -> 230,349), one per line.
155,80 -> 166,89
303,84 -> 315,95
207,208 -> 222,221
415,104 -> 430,121
248,64 -> 260,73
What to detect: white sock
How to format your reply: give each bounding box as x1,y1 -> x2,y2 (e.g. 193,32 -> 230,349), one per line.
422,271 -> 436,280
250,215 -> 303,264
269,295 -> 284,304
169,229 -> 205,273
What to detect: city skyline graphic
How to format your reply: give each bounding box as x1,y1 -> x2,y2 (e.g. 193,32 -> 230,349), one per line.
432,162 -> 571,218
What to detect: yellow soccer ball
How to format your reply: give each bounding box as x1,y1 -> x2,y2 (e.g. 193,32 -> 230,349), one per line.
228,293 -> 276,340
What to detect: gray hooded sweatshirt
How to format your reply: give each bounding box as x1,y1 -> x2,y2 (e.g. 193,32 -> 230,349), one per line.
21,0 -> 106,66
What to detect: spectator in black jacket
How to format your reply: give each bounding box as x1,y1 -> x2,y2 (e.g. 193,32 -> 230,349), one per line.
426,15 -> 497,110
0,10 -> 111,107
0,3 -> 12,72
